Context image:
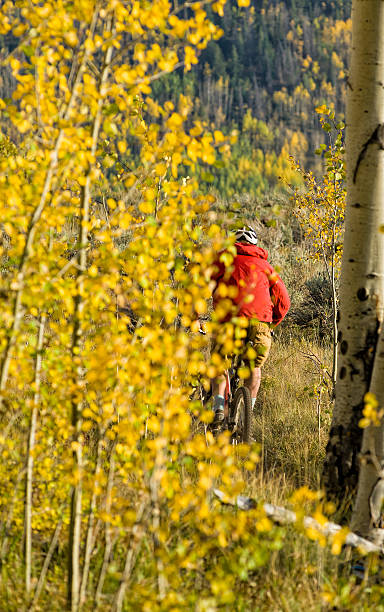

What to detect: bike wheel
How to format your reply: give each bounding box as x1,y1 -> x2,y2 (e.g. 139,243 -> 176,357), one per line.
230,386 -> 251,444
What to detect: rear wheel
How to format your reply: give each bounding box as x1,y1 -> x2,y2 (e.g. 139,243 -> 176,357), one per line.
230,386 -> 251,444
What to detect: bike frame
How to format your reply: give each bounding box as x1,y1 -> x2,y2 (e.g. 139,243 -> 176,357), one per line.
223,356 -> 240,418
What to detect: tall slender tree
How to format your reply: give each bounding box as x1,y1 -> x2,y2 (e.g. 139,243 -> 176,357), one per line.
323,0 -> 384,519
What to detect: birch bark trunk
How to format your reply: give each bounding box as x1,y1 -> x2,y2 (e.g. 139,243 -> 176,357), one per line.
350,326 -> 384,539
25,315 -> 46,597
67,23 -> 114,611
323,0 -> 384,507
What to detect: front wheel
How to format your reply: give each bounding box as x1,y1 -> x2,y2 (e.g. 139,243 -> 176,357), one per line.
230,386 -> 251,444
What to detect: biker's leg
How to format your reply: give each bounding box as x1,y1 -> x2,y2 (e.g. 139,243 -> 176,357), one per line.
211,374 -> 226,419
244,321 -> 272,408
212,375 -> 226,398
245,366 -> 261,408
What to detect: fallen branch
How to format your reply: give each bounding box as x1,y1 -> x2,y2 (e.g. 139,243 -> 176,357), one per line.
213,489 -> 382,555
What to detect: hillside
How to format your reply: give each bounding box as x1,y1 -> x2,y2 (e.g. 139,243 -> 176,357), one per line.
0,0 -> 351,197
152,0 -> 352,195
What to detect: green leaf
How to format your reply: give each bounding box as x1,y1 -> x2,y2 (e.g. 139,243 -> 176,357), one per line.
315,144 -> 326,156
21,45 -> 34,57
103,103 -> 119,116
147,215 -> 157,226
214,160 -> 226,168
201,171 -> 214,182
102,155 -> 115,168
103,119 -> 118,136
266,218 -> 276,227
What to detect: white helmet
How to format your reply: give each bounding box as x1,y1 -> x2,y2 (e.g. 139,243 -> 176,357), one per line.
234,225 -> 258,245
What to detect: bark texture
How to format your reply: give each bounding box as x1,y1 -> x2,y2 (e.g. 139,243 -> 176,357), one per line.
323,0 -> 384,507
25,315 -> 46,596
67,23 -> 114,611
350,326 -> 384,537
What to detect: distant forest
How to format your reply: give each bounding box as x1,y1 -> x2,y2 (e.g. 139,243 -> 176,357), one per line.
152,0 -> 351,195
0,0 -> 351,196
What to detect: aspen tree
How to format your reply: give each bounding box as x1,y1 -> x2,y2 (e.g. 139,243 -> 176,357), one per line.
79,435 -> 103,606
292,109 -> 345,396
24,315 -> 46,597
67,17 -> 115,611
350,331 -> 384,540
0,1 -> 276,608
323,0 -> 384,515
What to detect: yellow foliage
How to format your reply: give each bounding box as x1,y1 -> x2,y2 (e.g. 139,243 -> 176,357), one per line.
0,1 -> 287,607
359,392 -> 383,428
291,108 -> 345,271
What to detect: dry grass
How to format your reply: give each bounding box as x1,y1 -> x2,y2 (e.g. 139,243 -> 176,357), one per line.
232,333 -> 379,611
252,335 -> 332,490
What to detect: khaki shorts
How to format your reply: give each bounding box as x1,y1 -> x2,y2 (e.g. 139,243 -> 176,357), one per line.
211,320 -> 272,369
246,321 -> 272,367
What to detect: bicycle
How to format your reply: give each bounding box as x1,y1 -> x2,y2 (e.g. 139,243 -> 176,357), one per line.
192,354 -> 252,444
214,355 -> 252,444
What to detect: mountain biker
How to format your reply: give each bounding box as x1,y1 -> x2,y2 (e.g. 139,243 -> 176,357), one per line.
210,225 -> 290,425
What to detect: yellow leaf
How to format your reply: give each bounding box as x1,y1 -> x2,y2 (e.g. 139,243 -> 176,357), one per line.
167,113 -> 183,130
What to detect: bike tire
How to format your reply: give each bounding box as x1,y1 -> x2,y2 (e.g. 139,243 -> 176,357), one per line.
230,386 -> 251,444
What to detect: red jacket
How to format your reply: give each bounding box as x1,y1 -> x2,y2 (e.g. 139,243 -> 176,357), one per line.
211,243 -> 290,325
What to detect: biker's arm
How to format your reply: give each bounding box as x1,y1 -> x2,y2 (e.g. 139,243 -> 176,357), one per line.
269,272 -> 290,326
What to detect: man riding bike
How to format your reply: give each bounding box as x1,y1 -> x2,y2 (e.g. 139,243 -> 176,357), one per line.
210,225 -> 290,425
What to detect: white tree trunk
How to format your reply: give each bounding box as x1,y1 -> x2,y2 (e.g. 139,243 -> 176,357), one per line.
67,23 -> 114,611
350,325 -> 384,538
323,0 -> 384,505
25,315 -> 46,596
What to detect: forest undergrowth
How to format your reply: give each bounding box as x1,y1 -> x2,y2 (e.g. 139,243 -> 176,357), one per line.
2,334 -> 380,611
0,191 -> 374,611
0,2 -> 382,610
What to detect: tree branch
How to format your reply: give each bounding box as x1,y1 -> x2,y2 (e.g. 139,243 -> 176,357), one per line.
213,489 -> 383,554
